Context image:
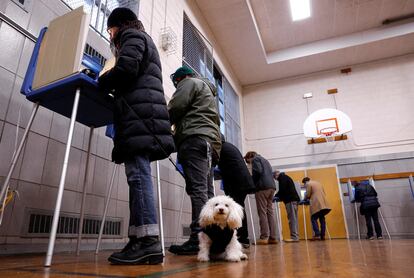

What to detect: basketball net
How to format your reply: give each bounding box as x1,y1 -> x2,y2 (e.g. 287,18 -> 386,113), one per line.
324,133 -> 335,143
320,128 -> 337,144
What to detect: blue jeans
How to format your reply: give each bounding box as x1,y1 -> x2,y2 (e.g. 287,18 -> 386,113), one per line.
311,210 -> 327,238
124,154 -> 159,238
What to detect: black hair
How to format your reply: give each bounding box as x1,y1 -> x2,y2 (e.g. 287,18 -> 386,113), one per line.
302,177 -> 310,184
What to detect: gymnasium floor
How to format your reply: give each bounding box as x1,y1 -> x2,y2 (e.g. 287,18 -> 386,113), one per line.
0,239 -> 413,277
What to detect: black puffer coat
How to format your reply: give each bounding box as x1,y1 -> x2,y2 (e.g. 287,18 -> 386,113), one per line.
219,142 -> 255,195
98,28 -> 175,163
275,172 -> 300,204
355,182 -> 381,215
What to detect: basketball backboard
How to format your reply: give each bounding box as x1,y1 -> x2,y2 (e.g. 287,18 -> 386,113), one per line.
303,108 -> 352,138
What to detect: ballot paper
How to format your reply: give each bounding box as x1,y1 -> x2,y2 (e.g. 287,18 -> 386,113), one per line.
99,56 -> 116,76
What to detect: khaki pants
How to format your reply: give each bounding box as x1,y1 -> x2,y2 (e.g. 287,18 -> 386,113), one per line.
255,188 -> 276,240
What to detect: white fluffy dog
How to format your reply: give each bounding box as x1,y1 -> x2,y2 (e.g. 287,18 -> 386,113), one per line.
197,195 -> 247,262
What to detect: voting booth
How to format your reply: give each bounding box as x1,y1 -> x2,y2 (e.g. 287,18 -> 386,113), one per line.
0,7 -> 115,266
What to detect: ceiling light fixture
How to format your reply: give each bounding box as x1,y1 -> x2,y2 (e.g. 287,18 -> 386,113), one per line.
289,0 -> 311,21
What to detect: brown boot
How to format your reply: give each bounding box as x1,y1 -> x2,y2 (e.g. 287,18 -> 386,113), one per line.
255,239 -> 269,245
268,239 -> 279,244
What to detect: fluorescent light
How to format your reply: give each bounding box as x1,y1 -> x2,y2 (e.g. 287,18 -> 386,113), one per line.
289,0 -> 311,21
303,92 -> 313,99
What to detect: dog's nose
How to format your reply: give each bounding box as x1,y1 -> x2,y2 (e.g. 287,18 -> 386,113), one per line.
219,208 -> 224,213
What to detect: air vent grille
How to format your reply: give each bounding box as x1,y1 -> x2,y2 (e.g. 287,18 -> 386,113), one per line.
26,212 -> 121,237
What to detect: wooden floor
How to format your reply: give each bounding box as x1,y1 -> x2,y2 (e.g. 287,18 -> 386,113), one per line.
0,239 -> 413,277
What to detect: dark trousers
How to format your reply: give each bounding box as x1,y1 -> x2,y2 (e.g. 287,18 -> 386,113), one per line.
364,208 -> 382,237
227,191 -> 248,242
178,137 -> 214,241
311,210 -> 327,239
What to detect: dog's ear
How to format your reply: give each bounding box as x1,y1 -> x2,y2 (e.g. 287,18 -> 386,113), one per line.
199,200 -> 215,227
227,201 -> 244,229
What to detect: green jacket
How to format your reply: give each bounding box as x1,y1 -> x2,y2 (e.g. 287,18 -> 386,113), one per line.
168,77 -> 221,160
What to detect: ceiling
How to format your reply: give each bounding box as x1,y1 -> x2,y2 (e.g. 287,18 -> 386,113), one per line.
194,0 -> 414,86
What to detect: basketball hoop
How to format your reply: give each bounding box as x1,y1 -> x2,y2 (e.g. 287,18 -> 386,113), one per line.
320,127 -> 337,143
303,109 -> 352,144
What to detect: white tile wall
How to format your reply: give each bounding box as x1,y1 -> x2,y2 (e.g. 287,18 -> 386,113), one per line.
4,0 -> 33,29
27,0 -> 56,37
0,67 -> 14,121
83,153 -> 96,195
0,123 -> 25,179
0,1 -> 8,12
95,131 -> 112,160
49,113 -> 70,144
0,121 -> 4,137
92,157 -> 112,197
0,23 -> 25,73
41,139 -> 64,187
85,194 -> 104,216
64,147 -> 85,191
19,132 -> 48,184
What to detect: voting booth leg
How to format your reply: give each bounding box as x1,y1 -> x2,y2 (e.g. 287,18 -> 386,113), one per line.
95,163 -> 118,254
302,205 -> 308,240
0,103 -> 39,225
45,88 -> 81,267
378,208 -> 391,239
354,202 -> 361,240
76,126 -> 94,255
325,224 -> 332,240
155,161 -> 165,256
369,178 -> 391,239
174,187 -> 186,244
247,196 -> 257,245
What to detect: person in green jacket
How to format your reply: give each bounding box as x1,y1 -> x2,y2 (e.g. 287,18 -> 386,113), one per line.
168,66 -> 221,255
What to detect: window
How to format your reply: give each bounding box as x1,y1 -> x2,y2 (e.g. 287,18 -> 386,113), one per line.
85,43 -> 107,66
61,0 -> 140,40
183,14 -> 214,80
182,15 -> 242,149
223,78 -> 241,149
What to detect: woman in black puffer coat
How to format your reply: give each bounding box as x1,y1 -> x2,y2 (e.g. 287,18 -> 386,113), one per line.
98,8 -> 175,265
354,181 -> 383,240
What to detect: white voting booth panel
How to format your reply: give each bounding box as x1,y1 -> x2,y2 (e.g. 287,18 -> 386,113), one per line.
0,6 -> 120,267
33,7 -> 90,89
